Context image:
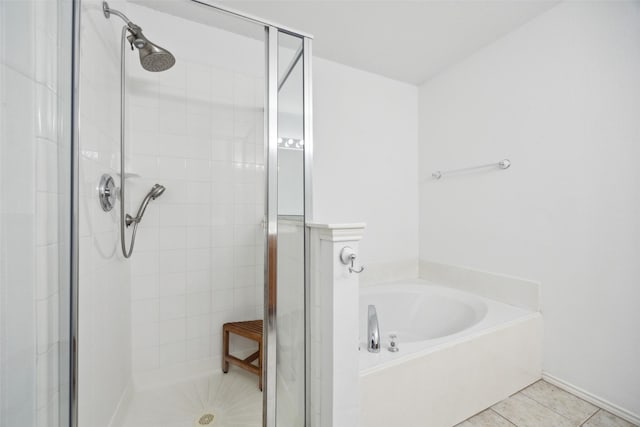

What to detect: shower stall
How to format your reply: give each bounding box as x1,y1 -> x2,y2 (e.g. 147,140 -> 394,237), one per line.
0,0 -> 312,426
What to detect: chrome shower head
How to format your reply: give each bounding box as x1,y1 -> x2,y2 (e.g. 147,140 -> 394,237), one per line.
103,1 -> 175,72
126,32 -> 176,72
150,183 -> 166,200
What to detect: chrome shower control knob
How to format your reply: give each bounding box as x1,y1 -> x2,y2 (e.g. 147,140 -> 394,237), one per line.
98,174 -> 116,212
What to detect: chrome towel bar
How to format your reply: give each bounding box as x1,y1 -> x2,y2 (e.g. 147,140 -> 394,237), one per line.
432,159 -> 511,180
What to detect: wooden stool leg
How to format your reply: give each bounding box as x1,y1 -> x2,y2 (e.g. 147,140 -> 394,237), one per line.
222,328 -> 229,373
258,340 -> 263,391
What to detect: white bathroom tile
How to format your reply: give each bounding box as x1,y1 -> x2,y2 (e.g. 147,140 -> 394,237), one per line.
158,204 -> 184,227
159,60 -> 187,89
211,68 -> 234,103
211,204 -> 234,226
185,158 -> 210,181
159,226 -> 187,250
234,287 -> 256,309
132,299 -> 160,324
159,342 -> 186,366
158,98 -> 187,136
211,266 -> 234,291
234,183 -> 255,204
187,248 -> 210,272
132,346 -> 159,372
211,160 -> 233,183
187,207 -> 211,227
129,130 -> 159,156
36,244 -> 58,300
159,272 -> 187,297
159,295 -> 186,320
132,322 -> 159,348
187,182 -> 211,205
35,83 -> 56,142
36,192 -> 58,246
159,249 -> 187,274
234,225 -> 256,246
187,114 -> 212,139
129,103 -> 158,133
131,251 -> 159,277
186,337 -> 210,361
520,380 -> 598,425
157,157 -> 187,181
234,246 -> 256,267
129,225 -> 158,253
3,1 -> 34,76
212,140 -> 233,163
186,270 -> 210,294
129,155 -> 158,179
492,393 -> 574,427
187,314 -> 212,340
211,226 -> 234,247
36,139 -> 58,193
212,289 -> 234,312
36,299 -> 49,355
159,181 -> 188,205
234,73 -> 255,107
131,275 -> 159,301
187,292 -> 211,316
187,227 -> 210,249
159,318 -> 187,345
234,266 -> 256,288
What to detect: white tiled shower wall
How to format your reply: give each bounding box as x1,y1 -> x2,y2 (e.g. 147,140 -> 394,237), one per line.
1,0 -> 64,426
77,1 -> 133,426
123,3 -> 265,386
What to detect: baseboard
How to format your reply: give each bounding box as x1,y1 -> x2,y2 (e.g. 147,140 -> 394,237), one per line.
542,372 -> 640,425
108,380 -> 134,427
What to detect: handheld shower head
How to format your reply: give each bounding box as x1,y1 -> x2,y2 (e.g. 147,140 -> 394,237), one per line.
126,184 -> 166,227
149,184 -> 166,200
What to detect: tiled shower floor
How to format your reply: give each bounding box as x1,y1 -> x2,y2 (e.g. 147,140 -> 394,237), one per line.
457,380 -> 637,427
121,369 -> 261,427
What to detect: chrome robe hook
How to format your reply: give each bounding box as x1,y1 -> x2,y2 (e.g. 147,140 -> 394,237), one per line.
340,246 -> 365,274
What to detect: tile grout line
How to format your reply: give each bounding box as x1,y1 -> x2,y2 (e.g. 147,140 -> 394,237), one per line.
520,382 -> 598,425
579,409 -> 601,427
489,408 -> 517,426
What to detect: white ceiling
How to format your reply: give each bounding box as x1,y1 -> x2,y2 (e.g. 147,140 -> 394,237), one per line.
217,0 -> 560,85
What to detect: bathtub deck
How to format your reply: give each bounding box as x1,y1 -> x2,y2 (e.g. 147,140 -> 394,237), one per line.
457,380 -> 637,427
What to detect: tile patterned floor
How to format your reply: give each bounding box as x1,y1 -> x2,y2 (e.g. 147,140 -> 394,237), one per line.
457,380 -> 637,427
121,369 -> 262,427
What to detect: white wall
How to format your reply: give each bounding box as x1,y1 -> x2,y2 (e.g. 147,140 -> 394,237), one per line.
418,1 -> 640,418
313,58 -> 419,282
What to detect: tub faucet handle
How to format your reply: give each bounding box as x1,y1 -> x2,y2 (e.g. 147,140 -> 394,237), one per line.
388,334 -> 399,352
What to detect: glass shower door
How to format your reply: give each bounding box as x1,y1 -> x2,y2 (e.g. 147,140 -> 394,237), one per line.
264,27 -> 311,426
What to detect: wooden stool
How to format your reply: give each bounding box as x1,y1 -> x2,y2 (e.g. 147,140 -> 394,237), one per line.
222,320 -> 263,391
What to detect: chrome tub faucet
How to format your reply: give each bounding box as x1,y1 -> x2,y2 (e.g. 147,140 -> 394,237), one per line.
368,305 -> 380,353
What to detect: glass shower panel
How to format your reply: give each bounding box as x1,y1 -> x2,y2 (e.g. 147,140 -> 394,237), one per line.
75,1 -> 267,425
1,0 -> 72,425
275,32 -> 306,427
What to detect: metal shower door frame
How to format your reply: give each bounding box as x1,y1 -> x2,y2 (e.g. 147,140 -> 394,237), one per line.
69,2 -> 313,427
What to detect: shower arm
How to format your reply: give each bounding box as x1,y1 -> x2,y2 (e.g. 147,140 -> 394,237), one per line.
103,2 -> 143,37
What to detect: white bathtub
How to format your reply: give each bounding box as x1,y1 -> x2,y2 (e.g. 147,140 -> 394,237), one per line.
359,280 -> 542,427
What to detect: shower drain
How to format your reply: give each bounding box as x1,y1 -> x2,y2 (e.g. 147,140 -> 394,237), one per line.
197,413 -> 215,425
